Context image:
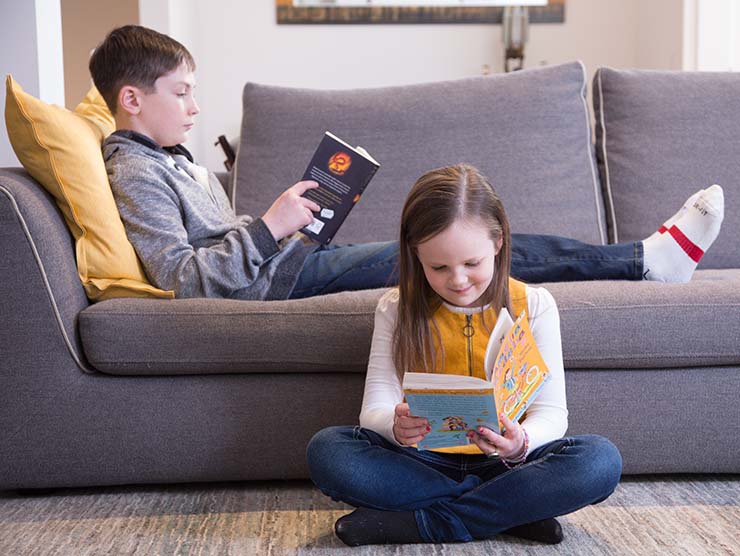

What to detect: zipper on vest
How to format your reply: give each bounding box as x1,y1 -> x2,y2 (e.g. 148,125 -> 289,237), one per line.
463,314 -> 474,376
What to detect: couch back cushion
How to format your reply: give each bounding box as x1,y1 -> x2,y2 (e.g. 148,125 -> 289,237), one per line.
593,67 -> 740,268
235,61 -> 606,245
4,75 -> 174,301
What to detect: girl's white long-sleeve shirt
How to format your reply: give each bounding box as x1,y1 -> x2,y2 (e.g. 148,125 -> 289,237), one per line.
359,285 -> 569,456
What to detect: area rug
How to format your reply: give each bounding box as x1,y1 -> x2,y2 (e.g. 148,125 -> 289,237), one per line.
0,475 -> 737,555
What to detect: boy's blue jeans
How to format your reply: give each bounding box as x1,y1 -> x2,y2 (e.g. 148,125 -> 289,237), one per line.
289,235 -> 642,298
306,426 -> 622,543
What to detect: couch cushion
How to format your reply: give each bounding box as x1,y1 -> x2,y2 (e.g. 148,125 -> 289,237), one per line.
235,61 -> 606,246
79,289 -> 386,375
80,270 -> 740,376
4,75 -> 173,301
593,67 -> 739,268
545,269 -> 740,369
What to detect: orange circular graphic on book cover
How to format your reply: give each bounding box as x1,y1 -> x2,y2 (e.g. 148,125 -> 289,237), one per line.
328,151 -> 352,175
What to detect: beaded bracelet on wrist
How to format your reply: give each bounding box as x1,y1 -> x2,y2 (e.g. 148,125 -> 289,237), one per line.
501,429 -> 529,469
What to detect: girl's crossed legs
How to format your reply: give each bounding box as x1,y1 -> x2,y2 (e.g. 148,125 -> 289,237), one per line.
307,426 -> 622,544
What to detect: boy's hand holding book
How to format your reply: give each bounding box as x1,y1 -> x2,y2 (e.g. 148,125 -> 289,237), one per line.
298,131 -> 380,244
262,180 -> 321,241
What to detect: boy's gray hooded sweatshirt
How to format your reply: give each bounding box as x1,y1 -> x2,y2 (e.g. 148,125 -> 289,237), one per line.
103,130 -> 316,300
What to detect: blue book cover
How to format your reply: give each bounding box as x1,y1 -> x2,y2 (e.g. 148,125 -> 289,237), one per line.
404,386 -> 499,450
403,309 -> 551,451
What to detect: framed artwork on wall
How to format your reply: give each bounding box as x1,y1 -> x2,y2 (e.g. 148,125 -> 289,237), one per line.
276,0 -> 565,25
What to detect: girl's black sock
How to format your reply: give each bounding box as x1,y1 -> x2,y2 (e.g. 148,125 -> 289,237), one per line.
502,517 -> 564,544
334,507 -> 424,546
334,508 -> 563,546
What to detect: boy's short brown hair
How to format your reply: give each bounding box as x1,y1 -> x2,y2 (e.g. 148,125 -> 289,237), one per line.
89,25 -> 195,115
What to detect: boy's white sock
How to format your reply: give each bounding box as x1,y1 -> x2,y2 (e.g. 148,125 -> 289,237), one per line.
645,189 -> 703,243
642,185 -> 724,283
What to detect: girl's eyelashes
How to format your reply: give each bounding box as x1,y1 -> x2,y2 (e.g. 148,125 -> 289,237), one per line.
430,260 -> 481,271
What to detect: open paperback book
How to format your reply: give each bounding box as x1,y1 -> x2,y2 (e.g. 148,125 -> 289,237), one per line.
402,308 -> 550,451
299,131 -> 380,244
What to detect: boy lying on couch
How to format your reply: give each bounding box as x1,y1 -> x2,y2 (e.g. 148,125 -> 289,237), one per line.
90,25 -> 724,301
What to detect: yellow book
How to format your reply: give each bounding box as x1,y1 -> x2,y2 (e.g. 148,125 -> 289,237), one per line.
403,308 -> 550,451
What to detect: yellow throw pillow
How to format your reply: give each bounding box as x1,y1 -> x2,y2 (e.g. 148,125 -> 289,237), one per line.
4,75 -> 174,301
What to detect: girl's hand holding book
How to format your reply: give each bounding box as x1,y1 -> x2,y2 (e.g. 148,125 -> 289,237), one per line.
392,403 -> 431,446
468,413 -> 526,461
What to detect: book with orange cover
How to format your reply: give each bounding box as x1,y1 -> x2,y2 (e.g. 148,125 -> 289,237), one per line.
402,308 -> 550,451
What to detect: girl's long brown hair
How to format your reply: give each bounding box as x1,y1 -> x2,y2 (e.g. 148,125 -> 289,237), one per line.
393,164 -> 512,379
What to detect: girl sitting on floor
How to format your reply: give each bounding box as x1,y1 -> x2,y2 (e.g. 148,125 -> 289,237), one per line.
307,164 -> 623,546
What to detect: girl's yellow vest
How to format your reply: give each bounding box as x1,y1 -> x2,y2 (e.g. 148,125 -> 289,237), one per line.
416,277 -> 529,454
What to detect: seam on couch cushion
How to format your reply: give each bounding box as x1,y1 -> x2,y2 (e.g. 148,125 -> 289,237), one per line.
1,185 -> 95,374
566,353 -> 740,361
577,61 -> 606,245
596,69 -> 618,243
94,359 -> 367,366
85,310 -> 375,317
561,302 -> 740,310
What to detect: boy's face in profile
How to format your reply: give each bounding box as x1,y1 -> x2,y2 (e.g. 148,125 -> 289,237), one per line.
135,62 -> 199,147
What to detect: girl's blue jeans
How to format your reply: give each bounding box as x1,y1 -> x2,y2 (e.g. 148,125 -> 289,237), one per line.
306,426 -> 622,543
289,235 -> 642,298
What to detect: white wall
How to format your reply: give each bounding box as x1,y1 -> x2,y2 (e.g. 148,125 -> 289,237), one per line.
139,0 -> 685,171
635,0 -> 685,70
35,0 -> 65,107
61,0 -> 139,109
0,0 -> 692,170
694,0 -> 740,70
0,0 -> 65,166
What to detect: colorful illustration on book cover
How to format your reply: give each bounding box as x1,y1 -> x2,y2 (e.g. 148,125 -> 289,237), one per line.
493,312 -> 549,431
328,151 -> 352,175
404,389 -> 497,449
441,416 -> 468,431
423,417 -> 473,448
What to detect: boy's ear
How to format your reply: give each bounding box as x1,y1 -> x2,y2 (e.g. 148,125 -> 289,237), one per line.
118,85 -> 143,116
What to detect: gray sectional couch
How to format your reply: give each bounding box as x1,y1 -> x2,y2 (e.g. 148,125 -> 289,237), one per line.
1,62 -> 739,490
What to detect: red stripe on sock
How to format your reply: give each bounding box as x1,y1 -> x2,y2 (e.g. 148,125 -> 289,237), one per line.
658,225 -> 668,234
668,225 -> 704,262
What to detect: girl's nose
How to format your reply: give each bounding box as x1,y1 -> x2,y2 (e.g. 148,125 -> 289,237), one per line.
449,268 -> 468,288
